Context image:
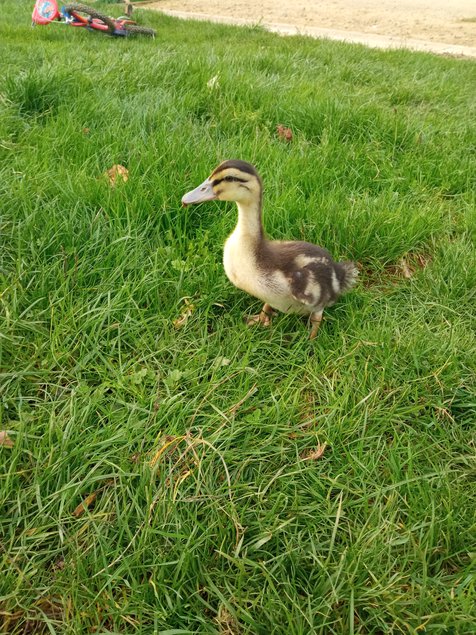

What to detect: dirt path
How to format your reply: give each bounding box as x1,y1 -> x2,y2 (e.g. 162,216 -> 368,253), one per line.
144,0 -> 476,57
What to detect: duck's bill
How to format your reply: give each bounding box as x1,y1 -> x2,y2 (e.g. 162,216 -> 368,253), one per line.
182,179 -> 216,205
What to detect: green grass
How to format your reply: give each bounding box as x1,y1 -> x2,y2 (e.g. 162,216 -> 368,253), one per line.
1,1 -> 476,633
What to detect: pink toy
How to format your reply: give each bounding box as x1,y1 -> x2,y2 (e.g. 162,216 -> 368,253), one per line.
32,0 -> 60,25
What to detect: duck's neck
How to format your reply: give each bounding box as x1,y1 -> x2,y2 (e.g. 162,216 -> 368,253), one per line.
233,195 -> 264,243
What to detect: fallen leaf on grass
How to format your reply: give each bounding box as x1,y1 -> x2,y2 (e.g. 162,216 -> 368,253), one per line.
396,253 -> 431,280
207,74 -> 220,90
216,604 -> 241,635
399,257 -> 414,279
73,479 -> 114,517
0,430 -> 14,448
105,164 -> 129,186
73,491 -> 99,518
301,442 -> 327,461
173,298 -> 195,329
276,124 -> 293,141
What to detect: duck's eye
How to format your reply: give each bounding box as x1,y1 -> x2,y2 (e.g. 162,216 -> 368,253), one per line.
212,175 -> 248,187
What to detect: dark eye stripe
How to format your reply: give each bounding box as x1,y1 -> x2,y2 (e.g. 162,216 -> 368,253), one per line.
212,175 -> 248,186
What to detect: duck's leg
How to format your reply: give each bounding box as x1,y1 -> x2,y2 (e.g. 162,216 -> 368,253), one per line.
247,303 -> 274,327
309,311 -> 323,340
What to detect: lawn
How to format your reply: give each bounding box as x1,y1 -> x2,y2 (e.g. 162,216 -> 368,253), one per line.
1,1 -> 475,633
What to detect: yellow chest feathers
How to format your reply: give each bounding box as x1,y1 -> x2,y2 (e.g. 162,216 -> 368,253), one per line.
223,232 -> 261,297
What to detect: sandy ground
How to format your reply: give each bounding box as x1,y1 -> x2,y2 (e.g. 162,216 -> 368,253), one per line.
144,0 -> 476,57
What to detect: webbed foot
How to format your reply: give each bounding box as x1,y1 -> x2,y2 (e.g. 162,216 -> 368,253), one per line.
246,303 -> 274,327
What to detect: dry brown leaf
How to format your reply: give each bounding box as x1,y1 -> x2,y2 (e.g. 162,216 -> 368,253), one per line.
105,164 -> 129,186
276,124 -> 293,141
301,442 -> 327,461
73,491 -> 98,518
395,253 -> 430,281
73,479 -> 114,517
173,298 -> 195,329
0,430 -> 14,448
399,257 -> 414,279
216,605 -> 241,635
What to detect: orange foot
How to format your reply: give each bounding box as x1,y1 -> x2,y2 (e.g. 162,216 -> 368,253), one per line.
309,311 -> 323,340
246,303 -> 274,327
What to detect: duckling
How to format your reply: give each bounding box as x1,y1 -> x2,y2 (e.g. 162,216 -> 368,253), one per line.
182,160 -> 358,338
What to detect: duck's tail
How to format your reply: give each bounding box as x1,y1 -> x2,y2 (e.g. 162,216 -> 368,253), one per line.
338,261 -> 359,292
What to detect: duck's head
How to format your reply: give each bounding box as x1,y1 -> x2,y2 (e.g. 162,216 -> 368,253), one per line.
182,160 -> 262,207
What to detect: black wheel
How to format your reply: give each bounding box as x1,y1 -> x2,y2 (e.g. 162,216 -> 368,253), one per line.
63,3 -> 116,34
122,23 -> 156,37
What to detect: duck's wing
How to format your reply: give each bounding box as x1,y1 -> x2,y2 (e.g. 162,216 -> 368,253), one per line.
289,268 -> 322,308
259,241 -> 338,308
